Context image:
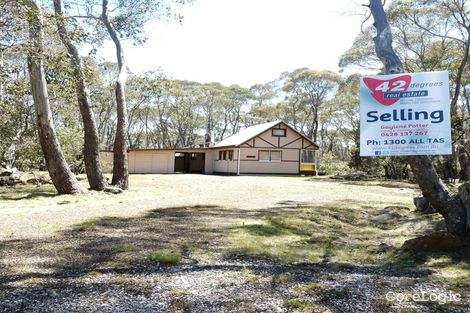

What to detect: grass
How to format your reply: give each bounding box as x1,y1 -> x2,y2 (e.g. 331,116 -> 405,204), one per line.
425,257 -> 470,293
148,249 -> 182,265
227,204 -> 406,264
74,219 -> 98,231
117,243 -> 136,253
284,299 -> 317,311
304,282 -> 327,293
226,199 -> 469,300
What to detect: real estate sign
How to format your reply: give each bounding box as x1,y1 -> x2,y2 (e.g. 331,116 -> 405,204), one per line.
360,71 -> 452,156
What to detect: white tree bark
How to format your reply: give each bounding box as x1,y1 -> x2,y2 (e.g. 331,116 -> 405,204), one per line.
26,0 -> 85,194
53,0 -> 107,191
101,0 -> 129,190
0,46 -> 3,102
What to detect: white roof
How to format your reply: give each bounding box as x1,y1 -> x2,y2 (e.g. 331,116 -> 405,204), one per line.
214,120 -> 282,148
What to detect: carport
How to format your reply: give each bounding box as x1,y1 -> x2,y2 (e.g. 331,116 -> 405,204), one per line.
174,152 -> 205,173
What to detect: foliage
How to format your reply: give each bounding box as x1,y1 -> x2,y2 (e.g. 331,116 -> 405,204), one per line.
341,0 -> 469,181
348,145 -> 384,177
382,156 -> 410,180
0,0 -> 468,183
57,127 -> 85,173
318,152 -> 351,175
73,0 -> 193,45
281,68 -> 341,142
0,1 -> 89,172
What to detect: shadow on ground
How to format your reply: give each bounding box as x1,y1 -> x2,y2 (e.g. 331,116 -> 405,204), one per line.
0,201 -> 468,313
306,177 -> 420,190
0,188 -> 58,201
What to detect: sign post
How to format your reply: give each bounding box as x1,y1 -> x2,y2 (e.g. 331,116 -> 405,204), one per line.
360,71 -> 452,156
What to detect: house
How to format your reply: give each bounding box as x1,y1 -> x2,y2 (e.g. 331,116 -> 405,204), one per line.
100,121 -> 319,175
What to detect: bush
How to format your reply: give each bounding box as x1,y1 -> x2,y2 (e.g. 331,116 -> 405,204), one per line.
348,145 -> 384,177
318,152 -> 352,175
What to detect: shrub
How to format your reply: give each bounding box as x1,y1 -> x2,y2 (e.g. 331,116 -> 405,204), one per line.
318,152 -> 351,175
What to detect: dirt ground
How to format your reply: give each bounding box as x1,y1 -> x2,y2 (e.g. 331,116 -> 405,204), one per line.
0,175 -> 468,313
0,174 -> 416,240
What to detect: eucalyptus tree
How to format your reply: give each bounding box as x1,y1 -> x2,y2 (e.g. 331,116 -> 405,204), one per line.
199,82 -> 224,144
99,0 -> 129,188
247,82 -> 278,125
222,84 -> 251,137
0,2 -> 18,101
404,0 -> 470,111
170,80 -> 204,147
368,0 -> 470,237
125,74 -> 153,148
141,74 -> 175,148
24,0 -> 85,193
0,54 -> 39,168
342,0 -> 470,181
71,0 -> 192,189
198,83 -> 251,143
0,1 -> 33,166
89,61 -> 119,148
53,0 -> 107,190
324,74 -> 361,158
389,0 -> 470,181
281,68 -> 341,142
124,71 -> 174,148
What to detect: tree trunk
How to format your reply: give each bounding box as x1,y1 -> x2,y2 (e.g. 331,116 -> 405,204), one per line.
205,114 -> 213,144
101,0 -> 129,189
369,0 -> 469,237
446,31 -> 470,185
53,0 -> 107,191
26,0 -> 85,194
0,46 -> 3,102
459,144 -> 470,181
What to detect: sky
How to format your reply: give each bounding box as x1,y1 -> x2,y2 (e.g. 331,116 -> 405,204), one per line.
99,0 -> 369,88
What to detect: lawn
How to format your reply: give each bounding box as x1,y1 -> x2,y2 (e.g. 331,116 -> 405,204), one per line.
0,174 -> 468,313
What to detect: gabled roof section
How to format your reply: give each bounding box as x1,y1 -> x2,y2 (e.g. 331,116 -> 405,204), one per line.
214,121 -> 280,148
214,120 -> 319,149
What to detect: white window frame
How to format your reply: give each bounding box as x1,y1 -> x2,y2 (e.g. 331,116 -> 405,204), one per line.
259,150 -> 282,162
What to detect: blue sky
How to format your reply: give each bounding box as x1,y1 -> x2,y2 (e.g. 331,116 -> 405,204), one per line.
98,0 -> 368,87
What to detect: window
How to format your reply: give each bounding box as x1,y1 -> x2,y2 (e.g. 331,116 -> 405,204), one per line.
259,150 -> 270,161
259,150 -> 282,162
270,150 -> 281,161
272,128 -> 286,137
218,150 -> 233,161
301,150 -> 315,163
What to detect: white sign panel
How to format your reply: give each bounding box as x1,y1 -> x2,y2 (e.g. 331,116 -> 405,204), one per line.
360,71 -> 452,156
